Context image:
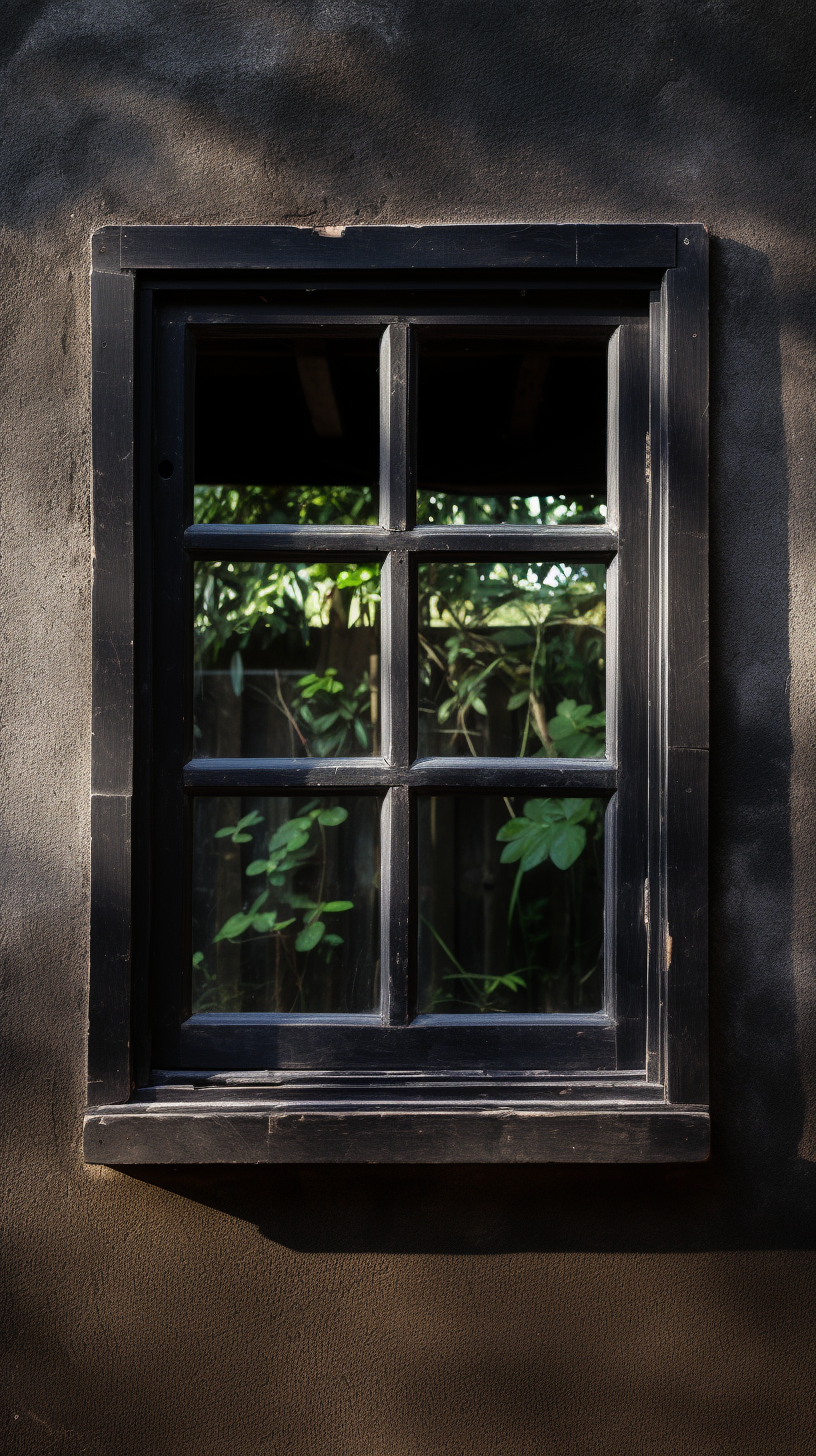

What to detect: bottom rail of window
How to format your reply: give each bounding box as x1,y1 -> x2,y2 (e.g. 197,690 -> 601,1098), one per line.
176,1012 -> 618,1073
84,1098 -> 709,1164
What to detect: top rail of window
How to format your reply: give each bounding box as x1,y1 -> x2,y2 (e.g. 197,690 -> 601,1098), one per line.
92,224 -> 678,274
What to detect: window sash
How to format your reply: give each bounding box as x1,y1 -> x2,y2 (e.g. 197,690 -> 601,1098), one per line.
147,300 -> 651,1074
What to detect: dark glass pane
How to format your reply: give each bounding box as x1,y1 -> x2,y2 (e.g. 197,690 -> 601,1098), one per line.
194,561 -> 380,758
418,795 -> 605,1014
194,338 -> 379,525
416,339 -> 607,525
192,795 -> 380,1013
417,562 -> 606,758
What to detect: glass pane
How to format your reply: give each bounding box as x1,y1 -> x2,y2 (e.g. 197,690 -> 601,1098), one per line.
194,338 -> 379,525
417,562 -> 606,758
194,561 -> 380,758
418,795 -> 605,1014
416,339 -> 607,525
192,795 -> 380,1013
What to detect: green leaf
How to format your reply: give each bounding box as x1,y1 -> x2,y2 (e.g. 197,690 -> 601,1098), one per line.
493,628 -> 533,648
237,811 -> 263,830
317,807 -> 348,827
563,798 -> 593,822
313,731 -> 344,756
192,951 -> 204,967
507,689 -> 529,711
230,650 -> 244,697
215,826 -> 236,838
520,829 -> 553,872
287,895 -> 319,910
311,711 -> 341,732
296,921 -> 325,952
250,911 -> 279,932
550,823 -> 586,870
323,900 -> 353,913
497,972 -> 526,991
499,838 -> 527,864
522,799 -> 556,825
323,933 -> 344,947
232,832 -> 252,843
245,859 -> 269,876
213,911 -> 252,943
553,697 -> 579,719
353,718 -> 369,750
551,732 -> 586,756
471,696 -> 488,716
496,818 -> 527,841
274,816 -> 314,839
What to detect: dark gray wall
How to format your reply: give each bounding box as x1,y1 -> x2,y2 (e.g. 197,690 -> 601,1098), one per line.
3,3 -> 816,1452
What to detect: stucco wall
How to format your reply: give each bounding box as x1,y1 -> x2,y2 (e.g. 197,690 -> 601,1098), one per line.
3,3 -> 816,1452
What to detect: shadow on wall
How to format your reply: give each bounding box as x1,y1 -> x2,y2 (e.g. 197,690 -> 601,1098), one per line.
119,241 -> 816,1259
3,3 -> 816,237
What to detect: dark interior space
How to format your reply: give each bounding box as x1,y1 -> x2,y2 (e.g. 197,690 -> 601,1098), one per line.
194,336 -> 381,523
416,337 -> 607,506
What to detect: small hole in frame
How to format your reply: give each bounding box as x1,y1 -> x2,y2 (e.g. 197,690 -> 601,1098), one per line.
158,459 -> 175,479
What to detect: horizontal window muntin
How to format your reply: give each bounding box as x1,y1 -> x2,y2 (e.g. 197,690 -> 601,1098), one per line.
183,759 -> 617,791
183,526 -> 619,561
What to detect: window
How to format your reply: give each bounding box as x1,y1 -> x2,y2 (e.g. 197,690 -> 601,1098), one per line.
86,225 -> 708,1163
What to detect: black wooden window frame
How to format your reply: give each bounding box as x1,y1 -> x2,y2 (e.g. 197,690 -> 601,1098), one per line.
85,224 -> 708,1164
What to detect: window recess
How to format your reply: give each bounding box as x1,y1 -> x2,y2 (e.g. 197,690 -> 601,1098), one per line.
86,225 -> 708,1164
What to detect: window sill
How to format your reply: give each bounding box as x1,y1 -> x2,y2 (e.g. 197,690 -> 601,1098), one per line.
84,1091 -> 709,1164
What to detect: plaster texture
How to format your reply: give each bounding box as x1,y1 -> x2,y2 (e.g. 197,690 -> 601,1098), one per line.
2,3 -> 816,1452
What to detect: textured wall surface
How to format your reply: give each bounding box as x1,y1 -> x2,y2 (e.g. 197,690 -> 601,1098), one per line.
3,3 -> 816,1452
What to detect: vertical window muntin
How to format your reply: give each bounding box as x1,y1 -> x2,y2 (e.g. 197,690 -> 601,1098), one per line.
153,307 -> 646,1071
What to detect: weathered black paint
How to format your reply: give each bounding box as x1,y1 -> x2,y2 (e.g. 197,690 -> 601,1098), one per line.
3,2 -> 816,1452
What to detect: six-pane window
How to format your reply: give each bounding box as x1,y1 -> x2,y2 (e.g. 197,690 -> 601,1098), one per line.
150,307 -> 648,1074
86,225 -> 709,1164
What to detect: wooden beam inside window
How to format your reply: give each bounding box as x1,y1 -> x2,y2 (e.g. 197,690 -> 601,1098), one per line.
296,351 -> 343,437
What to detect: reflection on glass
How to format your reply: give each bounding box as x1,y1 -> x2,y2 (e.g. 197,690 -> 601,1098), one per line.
416,339 -> 607,525
194,339 -> 379,525
417,562 -> 606,758
194,561 -> 380,758
418,795 -> 605,1014
192,796 -> 380,1013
